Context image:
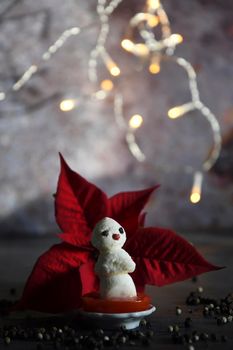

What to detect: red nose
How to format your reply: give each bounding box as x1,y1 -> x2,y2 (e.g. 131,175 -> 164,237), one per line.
112,233 -> 120,240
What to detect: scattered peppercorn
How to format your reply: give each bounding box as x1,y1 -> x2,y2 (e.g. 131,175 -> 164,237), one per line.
176,306 -> 182,315
210,333 -> 217,341
192,334 -> 199,342
142,337 -> 151,346
168,325 -> 173,333
188,345 -> 195,350
200,332 -> 209,341
37,332 -> 44,340
140,319 -> 147,327
221,335 -> 227,342
4,336 -> 11,345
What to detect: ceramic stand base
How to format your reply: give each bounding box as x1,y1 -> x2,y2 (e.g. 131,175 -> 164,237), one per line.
78,305 -> 156,330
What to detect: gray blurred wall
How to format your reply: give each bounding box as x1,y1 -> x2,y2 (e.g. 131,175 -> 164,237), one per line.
0,0 -> 233,235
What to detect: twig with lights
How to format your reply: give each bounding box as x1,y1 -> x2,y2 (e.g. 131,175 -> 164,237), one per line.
0,0 -> 222,204
89,0 -> 222,204
0,26 -> 81,102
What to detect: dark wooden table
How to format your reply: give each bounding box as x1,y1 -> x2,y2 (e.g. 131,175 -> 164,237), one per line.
0,232 -> 232,349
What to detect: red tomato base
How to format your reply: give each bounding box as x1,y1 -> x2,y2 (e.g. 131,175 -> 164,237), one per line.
81,293 -> 151,313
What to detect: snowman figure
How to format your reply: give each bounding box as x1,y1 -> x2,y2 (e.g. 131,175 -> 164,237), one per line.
91,217 -> 137,299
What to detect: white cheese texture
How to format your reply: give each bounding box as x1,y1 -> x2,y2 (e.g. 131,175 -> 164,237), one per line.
91,217 -> 137,299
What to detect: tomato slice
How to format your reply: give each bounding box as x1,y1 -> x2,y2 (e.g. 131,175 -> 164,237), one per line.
81,293 -> 151,313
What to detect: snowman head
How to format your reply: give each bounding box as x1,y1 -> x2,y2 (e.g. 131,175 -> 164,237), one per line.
91,217 -> 126,251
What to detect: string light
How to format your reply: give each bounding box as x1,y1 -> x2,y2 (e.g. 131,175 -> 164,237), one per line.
0,92 -> 6,101
172,34 -> 183,44
133,43 -> 150,57
129,114 -> 144,129
129,13 -> 159,28
121,39 -> 134,52
0,0 -> 222,204
147,0 -> 161,11
59,99 -> 76,112
126,132 -> 146,162
168,102 -> 195,119
101,51 -> 121,76
100,79 -> 114,91
190,171 -> 203,204
88,0 -> 124,82
147,14 -> 159,28
112,0 -> 221,203
109,65 -> 121,76
168,33 -> 183,45
93,90 -> 107,100
149,54 -> 161,74
0,27 -> 81,98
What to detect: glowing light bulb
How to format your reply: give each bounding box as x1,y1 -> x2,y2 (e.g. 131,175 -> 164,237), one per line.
134,43 -> 149,57
106,60 -> 120,76
190,192 -> 201,204
168,102 -> 195,119
149,62 -> 160,74
147,0 -> 160,10
170,33 -> 183,45
168,107 -> 183,119
149,55 -> 161,74
59,99 -> 76,112
147,15 -> 159,28
0,92 -> 6,101
94,90 -> 107,100
129,114 -> 143,129
100,79 -> 114,91
190,171 -> 203,204
121,39 -> 134,52
102,53 -> 121,77
110,65 -> 120,76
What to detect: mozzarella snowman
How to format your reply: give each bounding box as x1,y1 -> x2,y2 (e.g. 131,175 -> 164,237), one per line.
91,217 -> 137,299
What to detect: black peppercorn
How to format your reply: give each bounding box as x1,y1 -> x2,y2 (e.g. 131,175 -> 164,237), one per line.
168,325 -> 174,333
210,333 -> 217,341
129,340 -> 136,346
200,332 -> 209,341
176,306 -> 182,315
142,337 -> 151,346
140,319 -> 147,327
188,345 -> 195,350
37,332 -> 44,340
118,335 -> 127,344
4,336 -> 11,345
184,317 -> 192,328
192,334 -> 199,342
221,335 -> 227,342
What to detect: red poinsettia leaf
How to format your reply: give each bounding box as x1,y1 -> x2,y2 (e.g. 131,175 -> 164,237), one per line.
58,233 -> 92,249
16,242 -> 93,313
108,186 -> 159,236
79,260 -> 99,295
125,227 -> 222,287
55,154 -> 108,237
138,212 -> 147,227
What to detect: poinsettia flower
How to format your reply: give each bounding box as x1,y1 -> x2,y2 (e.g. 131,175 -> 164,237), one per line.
16,154 -> 221,313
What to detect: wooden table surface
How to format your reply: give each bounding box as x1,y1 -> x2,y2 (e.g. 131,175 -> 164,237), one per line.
0,232 -> 232,349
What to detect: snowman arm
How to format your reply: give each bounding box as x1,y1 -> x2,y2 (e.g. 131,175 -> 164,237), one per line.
95,251 -> 136,275
95,257 -> 114,275
117,250 -> 136,273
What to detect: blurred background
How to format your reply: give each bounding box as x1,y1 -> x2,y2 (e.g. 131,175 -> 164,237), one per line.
0,0 -> 233,236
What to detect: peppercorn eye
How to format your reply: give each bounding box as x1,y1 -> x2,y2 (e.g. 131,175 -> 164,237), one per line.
101,230 -> 109,237
119,227 -> 124,234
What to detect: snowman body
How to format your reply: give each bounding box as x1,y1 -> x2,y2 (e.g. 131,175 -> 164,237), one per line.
92,217 -> 137,299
